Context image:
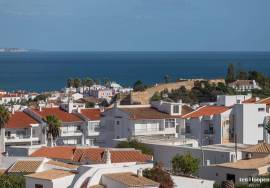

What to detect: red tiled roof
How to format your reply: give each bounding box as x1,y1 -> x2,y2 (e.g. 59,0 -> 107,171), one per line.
31,146 -> 76,160
32,107 -> 82,122
80,109 -> 101,121
30,146 -> 152,164
242,98 -> 257,104
5,112 -> 39,129
119,107 -> 180,120
257,97 -> 270,106
182,105 -> 230,119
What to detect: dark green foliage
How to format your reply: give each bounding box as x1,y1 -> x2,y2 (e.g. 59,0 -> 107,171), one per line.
85,102 -> 95,108
150,92 -> 162,101
225,63 -> 235,84
171,153 -> 200,176
133,80 -> 148,91
168,81 -> 236,104
0,175 -> 25,188
0,105 -> 10,129
34,94 -> 48,102
116,139 -> 153,155
143,163 -> 174,188
45,115 -> 61,145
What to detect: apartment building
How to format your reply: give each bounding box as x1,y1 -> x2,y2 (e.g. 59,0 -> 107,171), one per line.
25,107 -> 86,146
78,108 -> 102,146
5,111 -> 45,146
100,101 -> 193,147
182,105 -> 232,146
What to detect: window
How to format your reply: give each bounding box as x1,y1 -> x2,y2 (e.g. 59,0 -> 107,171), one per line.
116,121 -> 120,125
35,184 -> 43,188
165,119 -> 175,128
186,125 -> 191,134
258,108 -> 265,112
226,174 -> 235,183
173,105 -> 179,113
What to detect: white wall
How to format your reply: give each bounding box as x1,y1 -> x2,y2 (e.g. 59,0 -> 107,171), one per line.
200,165 -> 258,184
233,104 -> 266,144
26,178 -> 53,188
217,95 -> 251,107
172,176 -> 214,188
143,143 -> 240,170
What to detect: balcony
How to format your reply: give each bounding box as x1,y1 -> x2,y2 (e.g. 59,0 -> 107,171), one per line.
61,130 -> 83,137
131,128 -> 176,136
5,135 -> 40,143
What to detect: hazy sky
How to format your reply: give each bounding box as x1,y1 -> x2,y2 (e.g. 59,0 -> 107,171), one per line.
0,0 -> 269,51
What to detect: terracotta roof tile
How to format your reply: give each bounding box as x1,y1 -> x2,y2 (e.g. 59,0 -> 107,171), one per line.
25,169 -> 74,180
120,107 -> 180,120
216,155 -> 270,170
8,160 -> 42,173
104,172 -> 159,187
80,109 -> 101,120
242,98 -> 257,104
5,112 -> 39,129
257,97 -> 270,106
31,146 -> 152,164
31,146 -> 76,160
32,107 -> 82,122
46,160 -> 78,169
182,105 -> 230,119
243,143 -> 270,153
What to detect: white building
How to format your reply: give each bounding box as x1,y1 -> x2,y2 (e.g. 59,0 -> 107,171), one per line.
232,103 -> 267,144
200,144 -> 270,184
182,105 -> 232,146
216,94 -> 253,107
25,107 -> 86,146
228,80 -> 261,92
100,101 -> 193,147
4,111 -> 45,146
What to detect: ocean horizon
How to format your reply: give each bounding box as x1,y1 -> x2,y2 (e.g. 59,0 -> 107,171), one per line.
0,51 -> 270,92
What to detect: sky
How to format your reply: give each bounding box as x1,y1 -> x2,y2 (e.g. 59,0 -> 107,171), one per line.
0,0 -> 270,51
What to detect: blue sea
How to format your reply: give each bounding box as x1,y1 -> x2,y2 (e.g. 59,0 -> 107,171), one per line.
0,51 -> 270,92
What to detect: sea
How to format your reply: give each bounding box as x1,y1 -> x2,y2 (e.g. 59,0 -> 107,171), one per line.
0,51 -> 270,92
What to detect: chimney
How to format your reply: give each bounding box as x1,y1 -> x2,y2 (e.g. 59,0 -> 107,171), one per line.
137,168 -> 143,177
102,148 -> 111,164
39,106 -> 42,112
11,106 -> 15,114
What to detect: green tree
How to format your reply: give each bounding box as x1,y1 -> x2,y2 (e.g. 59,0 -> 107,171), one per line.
0,175 -> 25,188
133,80 -> 147,92
85,102 -> 95,108
73,78 -> 81,88
172,153 -> 200,176
0,105 -> 10,157
150,92 -> 162,101
67,78 -> 74,88
94,79 -> 100,85
225,63 -> 235,84
103,78 -> 111,87
116,139 -> 153,155
45,115 -> 61,147
84,77 -> 94,87
143,162 -> 174,188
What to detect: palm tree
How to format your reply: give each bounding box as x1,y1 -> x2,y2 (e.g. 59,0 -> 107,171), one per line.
45,115 -> 61,147
85,77 -> 94,87
0,105 -> 10,163
67,78 -> 74,88
73,78 -> 81,88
